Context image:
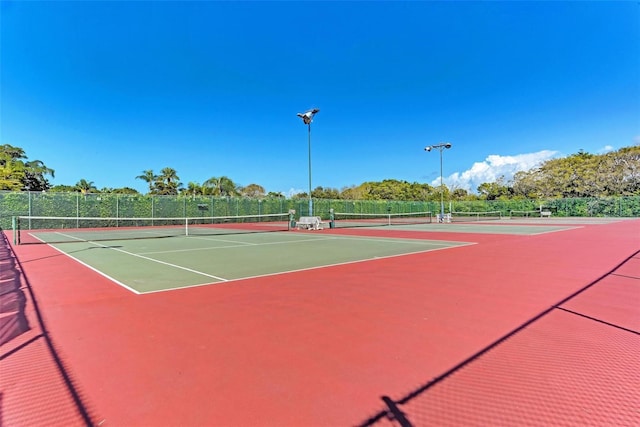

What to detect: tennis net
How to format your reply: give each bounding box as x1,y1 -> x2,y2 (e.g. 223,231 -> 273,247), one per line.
331,211 -> 433,228
12,213 -> 292,244
509,210 -> 542,218
450,211 -> 503,222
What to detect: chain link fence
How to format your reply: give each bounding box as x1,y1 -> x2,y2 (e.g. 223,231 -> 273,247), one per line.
1,191 -> 638,230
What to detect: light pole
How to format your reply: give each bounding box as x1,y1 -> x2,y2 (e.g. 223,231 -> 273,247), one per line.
424,142 -> 452,222
297,108 -> 320,216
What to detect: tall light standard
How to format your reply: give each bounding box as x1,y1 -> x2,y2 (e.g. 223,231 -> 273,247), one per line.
297,108 -> 320,216
424,142 -> 452,222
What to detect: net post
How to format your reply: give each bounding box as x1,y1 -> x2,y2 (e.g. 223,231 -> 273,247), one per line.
288,209 -> 296,231
12,216 -> 19,245
185,218 -> 189,236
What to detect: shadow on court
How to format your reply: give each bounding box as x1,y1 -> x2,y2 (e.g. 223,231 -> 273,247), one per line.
356,250 -> 640,427
0,232 -> 96,426
0,233 -> 30,347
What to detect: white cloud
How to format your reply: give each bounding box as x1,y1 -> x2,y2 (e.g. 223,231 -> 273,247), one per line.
597,145 -> 615,154
438,150 -> 558,192
286,187 -> 306,197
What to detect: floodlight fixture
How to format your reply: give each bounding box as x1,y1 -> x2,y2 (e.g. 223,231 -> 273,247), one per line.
297,108 -> 320,125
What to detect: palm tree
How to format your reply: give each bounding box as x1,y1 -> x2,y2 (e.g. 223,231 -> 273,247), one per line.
156,167 -> 181,195
184,182 -> 203,197
203,176 -> 238,196
136,170 -> 157,194
0,144 -> 26,161
75,179 -> 97,194
23,160 -> 55,191
159,167 -> 179,184
0,145 -> 54,191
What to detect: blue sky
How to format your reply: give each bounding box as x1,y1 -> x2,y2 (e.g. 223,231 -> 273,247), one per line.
1,1 -> 638,195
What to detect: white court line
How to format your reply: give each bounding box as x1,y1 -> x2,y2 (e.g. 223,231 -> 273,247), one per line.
139,234 -> 458,256
139,236 -> 334,255
186,235 -> 258,245
142,241 -> 477,295
42,243 -> 142,295
312,234 -> 468,246
52,231 -> 87,241
49,232 -> 228,282
44,231 -> 472,295
528,226 -> 583,236
30,231 -> 141,294
96,242 -> 228,281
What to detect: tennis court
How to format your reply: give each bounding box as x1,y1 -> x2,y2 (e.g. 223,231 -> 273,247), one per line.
329,210 -> 583,234
331,211 -> 596,235
345,222 -> 578,235
44,230 -> 471,294
5,212 -> 607,295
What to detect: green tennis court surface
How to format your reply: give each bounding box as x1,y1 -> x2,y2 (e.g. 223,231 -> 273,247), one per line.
50,231 -> 471,294
353,222 -> 578,234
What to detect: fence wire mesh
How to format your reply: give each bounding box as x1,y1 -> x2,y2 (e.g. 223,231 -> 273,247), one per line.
1,191 -> 638,230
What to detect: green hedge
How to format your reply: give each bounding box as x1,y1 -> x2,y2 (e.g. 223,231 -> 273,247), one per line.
1,191 -> 638,230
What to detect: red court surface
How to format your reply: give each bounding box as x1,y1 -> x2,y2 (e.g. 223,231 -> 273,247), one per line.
1,219 -> 639,426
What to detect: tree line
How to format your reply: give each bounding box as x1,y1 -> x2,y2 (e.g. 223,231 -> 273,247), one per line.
1,143 -> 638,200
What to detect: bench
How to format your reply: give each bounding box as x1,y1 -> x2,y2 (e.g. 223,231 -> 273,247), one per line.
297,216 -> 327,230
541,210 -> 552,218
